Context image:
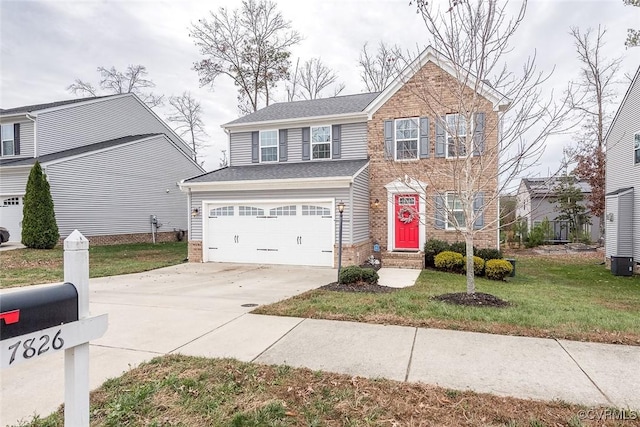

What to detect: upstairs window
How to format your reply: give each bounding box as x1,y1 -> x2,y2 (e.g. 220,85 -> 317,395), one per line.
260,130 -> 278,162
311,126 -> 331,159
635,132 -> 640,164
1,124 -> 15,156
395,118 -> 418,160
446,114 -> 467,158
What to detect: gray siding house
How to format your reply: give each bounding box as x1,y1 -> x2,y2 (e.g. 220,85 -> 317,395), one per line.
0,93 -> 204,243
605,66 -> 639,274
515,177 -> 601,243
180,47 -> 506,268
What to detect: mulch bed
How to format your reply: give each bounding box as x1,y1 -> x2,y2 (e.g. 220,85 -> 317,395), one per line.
320,281 -> 398,294
432,292 -> 510,307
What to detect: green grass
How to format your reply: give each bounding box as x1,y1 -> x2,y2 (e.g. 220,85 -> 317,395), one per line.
255,256 -> 640,345
13,355 -> 627,427
0,242 -> 187,288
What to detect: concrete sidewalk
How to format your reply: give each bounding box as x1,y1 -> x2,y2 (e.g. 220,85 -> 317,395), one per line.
2,264 -> 639,426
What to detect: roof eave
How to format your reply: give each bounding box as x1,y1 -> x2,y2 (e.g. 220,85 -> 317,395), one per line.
222,111 -> 369,132
180,175 -> 355,192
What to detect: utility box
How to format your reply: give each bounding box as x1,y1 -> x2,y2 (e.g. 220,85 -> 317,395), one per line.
611,256 -> 634,277
0,282 -> 79,340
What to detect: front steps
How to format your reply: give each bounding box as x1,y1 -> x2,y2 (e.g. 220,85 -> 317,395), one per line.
381,251 -> 424,269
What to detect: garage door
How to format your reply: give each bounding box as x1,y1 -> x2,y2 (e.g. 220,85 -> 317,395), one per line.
206,201 -> 334,267
0,196 -> 23,242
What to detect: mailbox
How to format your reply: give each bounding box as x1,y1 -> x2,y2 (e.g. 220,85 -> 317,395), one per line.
0,282 -> 78,340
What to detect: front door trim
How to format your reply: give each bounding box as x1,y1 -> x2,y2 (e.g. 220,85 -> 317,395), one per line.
384,178 -> 426,252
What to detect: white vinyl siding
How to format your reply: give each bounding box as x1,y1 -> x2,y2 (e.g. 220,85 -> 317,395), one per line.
0,168 -> 29,194
36,95 -> 191,157
351,165 -> 370,243
340,122 -> 368,160
229,132 -> 253,166
44,135 -> 202,239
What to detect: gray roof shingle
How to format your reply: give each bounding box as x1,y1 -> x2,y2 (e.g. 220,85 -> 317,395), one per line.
224,92 -> 379,126
523,177 -> 592,196
0,134 -> 160,167
185,159 -> 369,183
0,95 -> 116,116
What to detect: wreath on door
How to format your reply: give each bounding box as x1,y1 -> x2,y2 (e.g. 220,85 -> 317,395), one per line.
397,207 -> 417,224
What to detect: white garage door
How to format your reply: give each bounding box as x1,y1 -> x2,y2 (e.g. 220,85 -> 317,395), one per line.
0,196 -> 23,242
206,201 -> 334,267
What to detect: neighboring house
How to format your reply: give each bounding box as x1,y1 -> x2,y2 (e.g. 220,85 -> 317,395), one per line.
604,66 -> 639,274
180,47 -> 507,268
515,177 -> 600,243
0,93 -> 204,244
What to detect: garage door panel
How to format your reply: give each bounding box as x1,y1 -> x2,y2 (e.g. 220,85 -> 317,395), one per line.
0,196 -> 23,242
205,202 -> 334,267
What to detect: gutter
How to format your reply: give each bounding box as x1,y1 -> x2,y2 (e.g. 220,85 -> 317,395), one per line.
222,112 -> 368,132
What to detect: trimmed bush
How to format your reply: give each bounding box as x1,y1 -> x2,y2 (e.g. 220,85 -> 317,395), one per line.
463,256 -> 485,276
22,161 -> 59,249
339,265 -> 379,285
485,259 -> 513,281
475,248 -> 503,261
434,251 -> 464,272
449,241 -> 478,256
424,238 -> 450,267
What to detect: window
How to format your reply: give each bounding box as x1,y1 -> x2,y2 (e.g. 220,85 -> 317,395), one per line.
311,126 -> 331,159
302,205 -> 330,216
269,205 -> 296,216
635,132 -> 640,164
395,118 -> 418,160
398,196 -> 416,206
209,206 -> 234,217
260,130 -> 278,162
1,124 -> 15,156
446,193 -> 465,229
446,114 -> 467,158
238,206 -> 264,216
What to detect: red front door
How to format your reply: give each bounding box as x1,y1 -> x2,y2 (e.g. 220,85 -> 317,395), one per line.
394,194 -> 419,250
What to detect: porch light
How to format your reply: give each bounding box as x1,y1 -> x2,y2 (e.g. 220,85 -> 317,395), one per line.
337,201 -> 345,213
191,208 -> 200,217
371,198 -> 380,209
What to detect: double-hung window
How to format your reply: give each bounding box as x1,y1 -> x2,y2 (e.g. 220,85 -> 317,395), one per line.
446,114 -> 467,158
311,125 -> 331,159
1,124 -> 15,156
446,193 -> 465,229
635,132 -> 640,164
395,118 -> 418,160
260,130 -> 278,162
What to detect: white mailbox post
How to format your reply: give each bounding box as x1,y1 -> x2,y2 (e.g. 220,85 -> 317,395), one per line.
0,230 -> 108,427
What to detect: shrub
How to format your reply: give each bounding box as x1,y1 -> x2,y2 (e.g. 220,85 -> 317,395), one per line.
424,238 -> 450,267
525,219 -> 552,248
434,251 -> 464,272
449,241 -> 477,256
339,265 -> 379,285
22,161 -> 59,249
475,248 -> 503,261
463,256 -> 485,276
485,259 -> 513,281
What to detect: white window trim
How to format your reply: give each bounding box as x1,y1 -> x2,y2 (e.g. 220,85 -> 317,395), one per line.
634,131 -> 640,165
394,117 -> 419,161
259,129 -> 279,163
445,192 -> 467,231
445,113 -> 469,159
1,123 -> 15,157
311,125 -> 332,160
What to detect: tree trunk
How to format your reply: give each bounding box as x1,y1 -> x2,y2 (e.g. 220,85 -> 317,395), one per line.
465,232 -> 476,294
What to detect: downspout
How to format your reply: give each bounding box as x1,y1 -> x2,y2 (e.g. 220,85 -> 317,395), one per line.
349,181 -> 354,261
187,186 -> 192,242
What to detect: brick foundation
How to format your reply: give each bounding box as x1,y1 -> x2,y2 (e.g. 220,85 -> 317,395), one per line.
59,230 -> 187,246
335,239 -> 373,268
188,240 -> 203,262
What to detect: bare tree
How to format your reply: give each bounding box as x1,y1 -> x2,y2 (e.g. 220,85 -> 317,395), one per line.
190,0 -> 301,115
293,58 -> 345,100
167,92 -> 208,164
219,149 -> 229,168
567,26 -> 621,240
68,65 -> 163,107
358,41 -> 404,92
624,0 -> 640,48
388,0 -> 573,294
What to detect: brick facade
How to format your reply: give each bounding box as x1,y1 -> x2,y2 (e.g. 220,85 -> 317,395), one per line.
368,61 -> 499,252
188,240 -> 203,263
59,230 -> 186,246
335,239 -> 373,268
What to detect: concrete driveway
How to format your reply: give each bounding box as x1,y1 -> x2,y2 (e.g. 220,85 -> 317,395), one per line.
0,262 -> 335,426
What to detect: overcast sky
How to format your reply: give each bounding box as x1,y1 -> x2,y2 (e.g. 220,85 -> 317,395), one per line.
1,0 -> 639,185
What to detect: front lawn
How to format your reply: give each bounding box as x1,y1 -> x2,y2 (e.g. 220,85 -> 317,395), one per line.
0,242 -> 187,288
14,354 -> 632,427
255,254 -> 640,345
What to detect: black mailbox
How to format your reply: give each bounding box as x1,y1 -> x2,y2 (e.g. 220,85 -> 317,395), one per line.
0,282 -> 78,340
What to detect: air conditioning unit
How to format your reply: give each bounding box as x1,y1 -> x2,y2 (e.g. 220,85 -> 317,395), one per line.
611,256 -> 634,277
